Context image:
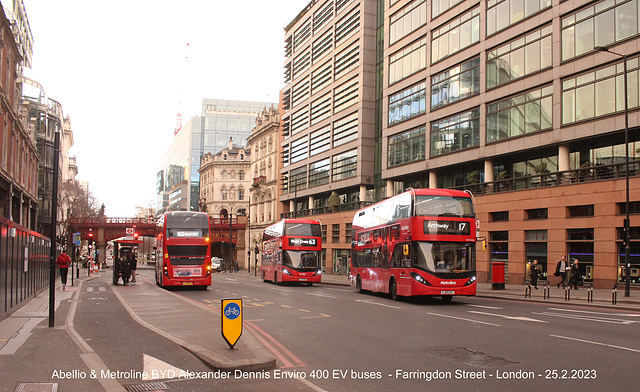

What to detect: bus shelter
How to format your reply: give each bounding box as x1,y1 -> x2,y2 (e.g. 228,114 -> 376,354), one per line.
112,238 -> 142,285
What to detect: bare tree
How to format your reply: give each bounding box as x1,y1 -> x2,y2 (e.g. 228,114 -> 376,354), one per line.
59,180 -> 101,243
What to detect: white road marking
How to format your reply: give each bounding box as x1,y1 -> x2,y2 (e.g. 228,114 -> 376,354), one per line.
550,335 -> 640,353
468,311 -> 548,323
427,312 -> 500,327
533,312 -> 637,325
548,308 -> 640,317
467,304 -> 503,310
305,293 -> 338,299
355,299 -> 401,309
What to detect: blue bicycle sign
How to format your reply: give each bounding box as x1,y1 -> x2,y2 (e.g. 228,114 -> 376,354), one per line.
224,303 -> 241,320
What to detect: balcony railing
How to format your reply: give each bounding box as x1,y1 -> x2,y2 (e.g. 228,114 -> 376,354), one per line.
452,161 -> 640,195
281,200 -> 373,219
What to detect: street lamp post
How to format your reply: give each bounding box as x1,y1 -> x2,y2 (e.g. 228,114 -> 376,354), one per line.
596,46 -> 631,297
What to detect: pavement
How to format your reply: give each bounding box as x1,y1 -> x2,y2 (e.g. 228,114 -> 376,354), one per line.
1,268 -> 638,392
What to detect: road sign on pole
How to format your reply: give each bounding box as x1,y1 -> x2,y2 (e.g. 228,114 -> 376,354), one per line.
74,232 -> 81,246
221,298 -> 243,349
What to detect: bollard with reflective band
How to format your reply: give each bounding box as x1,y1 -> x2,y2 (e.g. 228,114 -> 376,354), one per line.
221,298 -> 243,349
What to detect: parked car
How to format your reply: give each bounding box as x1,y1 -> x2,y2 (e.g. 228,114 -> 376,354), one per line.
211,257 -> 223,272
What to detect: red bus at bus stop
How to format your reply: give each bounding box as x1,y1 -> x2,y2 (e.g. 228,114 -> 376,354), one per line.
155,211 -> 212,289
350,188 -> 477,302
261,218 -> 322,286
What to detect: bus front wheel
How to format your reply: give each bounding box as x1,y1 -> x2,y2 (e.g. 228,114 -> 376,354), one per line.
390,279 -> 398,301
355,275 -> 363,293
274,272 -> 279,285
442,295 -> 453,303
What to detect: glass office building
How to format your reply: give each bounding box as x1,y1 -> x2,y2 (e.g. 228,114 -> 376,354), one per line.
156,99 -> 275,214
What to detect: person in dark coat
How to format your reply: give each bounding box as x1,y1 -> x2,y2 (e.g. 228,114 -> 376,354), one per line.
120,255 -> 131,285
529,259 -> 540,289
568,259 -> 580,290
554,255 -> 567,288
129,253 -> 137,283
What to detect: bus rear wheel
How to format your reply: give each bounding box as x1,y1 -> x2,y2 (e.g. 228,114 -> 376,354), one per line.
390,279 -> 398,301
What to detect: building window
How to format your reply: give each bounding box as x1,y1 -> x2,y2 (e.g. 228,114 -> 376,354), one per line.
310,125 -> 331,156
335,7 -> 360,45
389,82 -> 427,126
332,224 -> 340,243
389,37 -> 427,85
345,223 -> 352,244
334,42 -> 359,81
239,171 -> 245,180
332,149 -> 358,181
561,56 -> 640,125
491,211 -> 509,221
334,77 -> 359,113
313,31 -> 333,64
314,1 -> 333,32
311,93 -> 332,125
291,109 -> 309,135
487,0 -> 551,37
431,7 -> 480,64
333,112 -> 358,147
293,50 -> 311,80
309,158 -> 330,187
291,136 -> 309,164
238,188 -> 244,201
293,19 -> 311,50
312,61 -> 332,95
617,227 -> 640,283
569,205 -> 594,217
430,108 -> 480,157
292,78 -> 310,107
619,201 -> 640,215
527,208 -> 548,220
389,0 -> 427,44
489,231 -> 509,282
290,166 -> 308,191
432,0 -> 464,19
487,25 -> 552,89
322,224 -> 327,243
387,126 -> 426,168
431,57 -> 480,110
567,228 -> 594,283
487,85 -> 553,143
221,187 -> 228,200
561,0 -> 640,61
525,230 -> 548,280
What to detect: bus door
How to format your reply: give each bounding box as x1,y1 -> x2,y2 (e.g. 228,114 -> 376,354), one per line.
393,242 -> 413,296
380,227 -> 391,292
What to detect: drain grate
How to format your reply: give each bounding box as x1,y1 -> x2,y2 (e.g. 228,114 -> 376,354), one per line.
429,347 -> 518,368
123,382 -> 169,391
14,383 -> 58,392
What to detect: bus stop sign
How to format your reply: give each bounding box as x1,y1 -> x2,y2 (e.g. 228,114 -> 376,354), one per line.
221,298 -> 243,348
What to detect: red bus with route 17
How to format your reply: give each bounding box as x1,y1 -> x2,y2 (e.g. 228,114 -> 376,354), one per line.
155,211 -> 212,289
350,188 -> 477,302
261,219 -> 322,286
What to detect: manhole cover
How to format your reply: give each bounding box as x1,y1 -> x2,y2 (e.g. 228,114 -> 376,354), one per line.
124,382 -> 169,391
429,347 -> 518,367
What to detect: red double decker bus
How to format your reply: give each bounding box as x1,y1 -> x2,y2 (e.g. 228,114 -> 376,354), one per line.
155,211 -> 212,289
261,219 -> 322,286
350,188 -> 477,302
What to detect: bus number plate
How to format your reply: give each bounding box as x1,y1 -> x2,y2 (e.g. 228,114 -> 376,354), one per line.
440,291 -> 455,295
299,278 -> 307,281
183,282 -> 193,285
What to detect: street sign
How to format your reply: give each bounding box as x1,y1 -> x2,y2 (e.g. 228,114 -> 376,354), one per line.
221,298 -> 243,348
126,227 -> 134,236
74,232 -> 81,246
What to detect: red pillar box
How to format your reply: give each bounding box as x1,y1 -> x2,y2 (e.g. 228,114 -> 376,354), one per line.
491,262 -> 506,290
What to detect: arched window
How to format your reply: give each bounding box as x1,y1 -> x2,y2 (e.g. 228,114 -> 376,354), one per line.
230,186 -> 236,200
221,170 -> 228,180
221,186 -> 228,200
238,187 -> 245,200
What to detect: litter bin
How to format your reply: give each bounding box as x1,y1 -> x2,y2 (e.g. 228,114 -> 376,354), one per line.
491,262 -> 505,290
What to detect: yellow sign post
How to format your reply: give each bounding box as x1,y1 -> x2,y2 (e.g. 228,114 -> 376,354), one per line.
221,298 -> 243,349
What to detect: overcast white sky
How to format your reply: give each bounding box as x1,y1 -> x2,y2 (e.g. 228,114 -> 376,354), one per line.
21,0 -> 309,217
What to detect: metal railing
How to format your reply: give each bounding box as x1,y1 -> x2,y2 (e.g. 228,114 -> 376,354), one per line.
281,200 -> 374,219
453,161 -> 640,195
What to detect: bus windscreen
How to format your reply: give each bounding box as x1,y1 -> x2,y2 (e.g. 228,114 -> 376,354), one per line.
284,222 -> 322,237
414,196 -> 475,218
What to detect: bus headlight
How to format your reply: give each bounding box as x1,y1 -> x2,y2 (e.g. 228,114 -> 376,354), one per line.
163,263 -> 169,277
283,268 -> 292,275
463,276 -> 477,286
312,269 -> 322,276
410,272 -> 432,286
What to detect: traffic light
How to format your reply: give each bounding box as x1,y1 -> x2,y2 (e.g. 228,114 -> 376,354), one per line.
88,231 -> 94,238
134,232 -> 139,239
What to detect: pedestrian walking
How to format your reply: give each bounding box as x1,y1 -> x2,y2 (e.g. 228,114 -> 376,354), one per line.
529,259 -> 540,289
129,253 -> 137,283
568,259 -> 580,290
554,255 -> 567,288
119,254 -> 131,285
56,250 -> 72,290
